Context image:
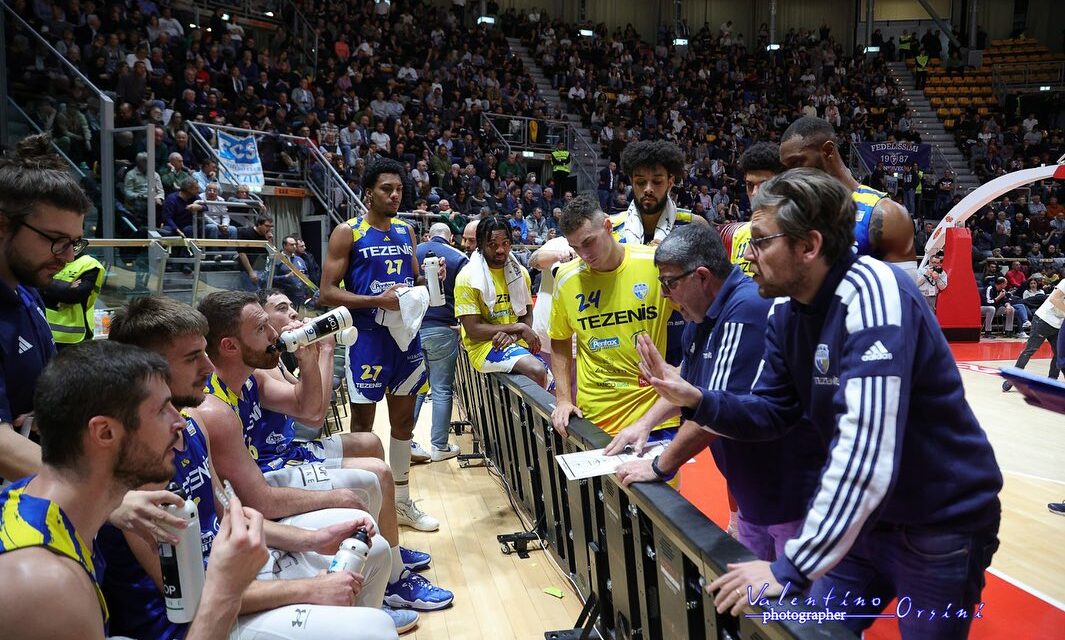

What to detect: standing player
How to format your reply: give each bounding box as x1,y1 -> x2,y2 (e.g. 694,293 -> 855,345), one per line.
549,195 -> 676,439
779,116 -> 918,281
320,159 -> 439,532
718,142 -> 786,276
611,140 -> 708,365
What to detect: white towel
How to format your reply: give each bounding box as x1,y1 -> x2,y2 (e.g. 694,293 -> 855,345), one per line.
465,250 -> 531,317
374,286 -> 430,351
617,197 -> 682,245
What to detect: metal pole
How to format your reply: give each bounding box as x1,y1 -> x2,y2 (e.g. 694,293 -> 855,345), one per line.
100,97 -> 115,239
769,0 -> 777,45
866,0 -> 875,47
969,0 -> 978,49
146,124 -> 156,230
0,7 -> 8,148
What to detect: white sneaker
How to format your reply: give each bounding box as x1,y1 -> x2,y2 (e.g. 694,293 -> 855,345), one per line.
410,441 -> 431,464
1015,332 -> 1029,339
431,443 -> 460,462
397,499 -> 440,532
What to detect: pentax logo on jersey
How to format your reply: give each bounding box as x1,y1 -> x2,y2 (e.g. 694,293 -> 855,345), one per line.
358,244 -> 413,258
576,304 -> 659,330
588,336 -> 620,352
370,280 -> 399,293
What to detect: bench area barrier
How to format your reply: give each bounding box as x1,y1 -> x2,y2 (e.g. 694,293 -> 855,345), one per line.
454,349 -> 855,640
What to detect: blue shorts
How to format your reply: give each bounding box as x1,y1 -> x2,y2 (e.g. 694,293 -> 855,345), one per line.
478,343 -> 535,374
345,327 -> 427,403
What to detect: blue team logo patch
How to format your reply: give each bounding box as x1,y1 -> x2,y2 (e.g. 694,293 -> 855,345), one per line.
588,337 -> 620,352
632,283 -> 648,300
395,226 -> 407,235
815,343 -> 831,375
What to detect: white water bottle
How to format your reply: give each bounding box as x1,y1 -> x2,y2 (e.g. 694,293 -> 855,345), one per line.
334,326 -> 360,347
271,307 -> 354,353
424,252 -> 445,307
159,483 -> 205,624
327,529 -> 371,575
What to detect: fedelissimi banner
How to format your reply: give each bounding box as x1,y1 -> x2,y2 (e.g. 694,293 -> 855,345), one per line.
217,130 -> 265,192
857,141 -> 931,174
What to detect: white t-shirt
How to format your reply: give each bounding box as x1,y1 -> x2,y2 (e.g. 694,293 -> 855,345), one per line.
531,236 -> 572,354
1034,280 -> 1065,329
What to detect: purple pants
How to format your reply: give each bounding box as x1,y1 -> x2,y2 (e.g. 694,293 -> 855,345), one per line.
736,515 -> 803,562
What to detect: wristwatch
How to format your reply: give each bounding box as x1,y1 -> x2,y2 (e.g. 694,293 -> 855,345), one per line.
651,454 -> 677,483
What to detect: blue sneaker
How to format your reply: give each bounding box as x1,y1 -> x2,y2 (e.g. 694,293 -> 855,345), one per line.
384,569 -> 455,611
382,606 -> 419,634
400,546 -> 431,571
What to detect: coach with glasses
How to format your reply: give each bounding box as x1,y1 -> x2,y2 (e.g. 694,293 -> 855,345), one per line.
0,134 -> 92,483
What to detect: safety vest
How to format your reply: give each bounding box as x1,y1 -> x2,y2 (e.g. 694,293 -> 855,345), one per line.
45,255 -> 105,344
899,35 -> 912,52
551,149 -> 571,174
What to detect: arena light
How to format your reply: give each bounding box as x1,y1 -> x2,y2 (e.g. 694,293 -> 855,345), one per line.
522,150 -> 535,158
579,29 -> 594,37
864,45 -> 880,53
477,16 -> 496,25
673,38 -> 688,46
264,10 -> 274,16
766,43 -> 780,51
1040,85 -> 1051,91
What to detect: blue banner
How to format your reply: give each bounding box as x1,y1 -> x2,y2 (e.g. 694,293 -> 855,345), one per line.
217,130 -> 265,192
857,142 -> 931,175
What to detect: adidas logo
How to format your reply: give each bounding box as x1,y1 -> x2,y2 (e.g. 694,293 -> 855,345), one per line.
860,340 -> 893,362
17,336 -> 32,354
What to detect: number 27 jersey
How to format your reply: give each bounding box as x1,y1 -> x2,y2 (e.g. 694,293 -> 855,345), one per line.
343,216 -> 417,330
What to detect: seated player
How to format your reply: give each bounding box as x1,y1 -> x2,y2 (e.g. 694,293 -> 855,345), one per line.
256,289 -> 454,612
106,296 -> 411,637
454,215 -> 549,387
0,341 -> 266,640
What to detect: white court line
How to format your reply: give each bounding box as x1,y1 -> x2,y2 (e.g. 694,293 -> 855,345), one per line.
1001,469 -> 1065,487
988,567 -> 1065,612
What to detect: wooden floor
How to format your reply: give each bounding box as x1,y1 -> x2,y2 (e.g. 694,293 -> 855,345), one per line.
369,404 -> 584,639
957,356 -> 1065,605
358,342 -> 1065,639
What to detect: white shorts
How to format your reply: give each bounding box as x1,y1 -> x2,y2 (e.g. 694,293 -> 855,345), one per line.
263,463 -> 383,519
478,343 -> 534,374
300,433 -> 344,468
238,507 -> 396,640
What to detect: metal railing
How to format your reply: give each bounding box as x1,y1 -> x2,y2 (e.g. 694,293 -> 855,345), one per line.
186,121 -> 366,226
5,97 -> 85,179
480,113 -> 512,159
483,112 -> 600,191
453,355 -> 855,640
848,145 -> 873,181
0,0 -> 115,236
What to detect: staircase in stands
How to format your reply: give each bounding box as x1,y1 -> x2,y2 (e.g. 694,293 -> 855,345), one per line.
886,60 -> 981,195
504,37 -> 605,190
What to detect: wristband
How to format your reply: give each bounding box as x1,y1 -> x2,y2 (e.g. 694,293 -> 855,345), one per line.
651,454 -> 677,483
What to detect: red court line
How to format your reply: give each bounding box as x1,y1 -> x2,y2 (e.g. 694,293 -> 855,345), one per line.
679,449 -> 1065,639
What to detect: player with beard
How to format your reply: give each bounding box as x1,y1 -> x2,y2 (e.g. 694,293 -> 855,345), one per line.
0,340 -> 268,640
106,295 -> 410,637
779,116 -> 918,282
719,142 -> 786,276
611,141 -> 708,365
454,215 -> 547,386
320,159 -> 441,533
255,289 -> 453,613
0,134 -> 92,482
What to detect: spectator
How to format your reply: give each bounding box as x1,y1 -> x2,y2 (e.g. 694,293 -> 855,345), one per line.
982,276 -> 1016,338
123,151 -> 165,224
236,214 -> 274,290
918,252 -> 949,311
161,178 -> 206,237
159,152 -> 193,193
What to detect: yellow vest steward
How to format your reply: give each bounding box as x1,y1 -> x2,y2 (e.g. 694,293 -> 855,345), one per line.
46,255 -> 105,344
551,149 -> 571,174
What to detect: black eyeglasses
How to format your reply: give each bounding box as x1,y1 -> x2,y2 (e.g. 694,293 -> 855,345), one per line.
747,232 -> 788,258
658,268 -> 697,292
21,221 -> 89,256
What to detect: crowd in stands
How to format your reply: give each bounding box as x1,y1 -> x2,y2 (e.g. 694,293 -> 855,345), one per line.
513,12 -> 923,224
